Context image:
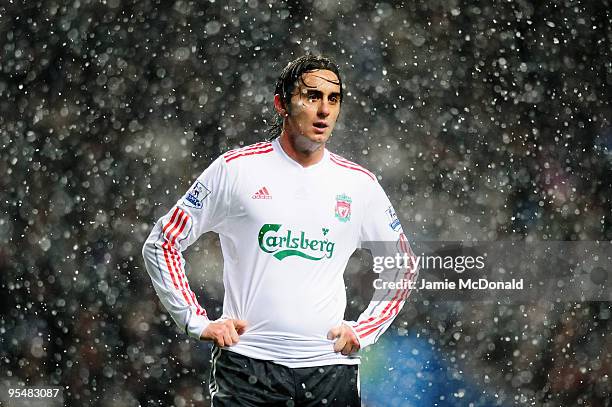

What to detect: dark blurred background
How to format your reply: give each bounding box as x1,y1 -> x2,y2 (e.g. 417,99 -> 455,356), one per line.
1,0 -> 610,406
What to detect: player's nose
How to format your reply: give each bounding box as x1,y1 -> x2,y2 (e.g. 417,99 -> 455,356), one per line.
318,100 -> 330,117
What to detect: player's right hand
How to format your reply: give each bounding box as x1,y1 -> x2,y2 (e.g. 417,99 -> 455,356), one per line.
200,319 -> 248,347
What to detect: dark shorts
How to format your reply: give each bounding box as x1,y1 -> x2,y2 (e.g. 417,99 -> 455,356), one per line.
208,346 -> 361,406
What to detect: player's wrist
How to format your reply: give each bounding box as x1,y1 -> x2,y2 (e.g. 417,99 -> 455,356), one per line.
187,314 -> 212,340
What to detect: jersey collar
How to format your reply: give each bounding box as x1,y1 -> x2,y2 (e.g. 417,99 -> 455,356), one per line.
272,137 -> 330,171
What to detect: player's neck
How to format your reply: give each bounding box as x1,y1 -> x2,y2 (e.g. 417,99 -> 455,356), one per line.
278,132 -> 325,168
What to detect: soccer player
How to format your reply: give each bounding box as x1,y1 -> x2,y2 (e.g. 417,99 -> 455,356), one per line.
142,55 -> 418,406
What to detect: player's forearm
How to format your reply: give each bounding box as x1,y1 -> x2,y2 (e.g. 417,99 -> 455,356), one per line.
141,223 -> 210,339
345,297 -> 408,349
347,255 -> 419,348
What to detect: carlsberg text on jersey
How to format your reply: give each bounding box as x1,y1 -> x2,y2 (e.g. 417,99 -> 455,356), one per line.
258,223 -> 335,261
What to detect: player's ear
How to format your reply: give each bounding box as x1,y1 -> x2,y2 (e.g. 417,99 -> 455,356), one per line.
274,94 -> 289,117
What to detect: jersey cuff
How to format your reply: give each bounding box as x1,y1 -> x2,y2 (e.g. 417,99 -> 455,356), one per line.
186,314 -> 211,340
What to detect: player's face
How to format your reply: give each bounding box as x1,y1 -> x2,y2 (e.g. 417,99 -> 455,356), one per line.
285,70 -> 341,149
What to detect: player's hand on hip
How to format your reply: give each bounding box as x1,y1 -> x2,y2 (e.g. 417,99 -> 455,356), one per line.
200,319 -> 248,347
328,323 -> 360,356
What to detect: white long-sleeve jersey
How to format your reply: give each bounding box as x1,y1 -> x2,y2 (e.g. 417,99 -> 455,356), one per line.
142,138 -> 418,368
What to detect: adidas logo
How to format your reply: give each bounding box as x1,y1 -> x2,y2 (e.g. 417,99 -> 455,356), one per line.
252,186 -> 272,200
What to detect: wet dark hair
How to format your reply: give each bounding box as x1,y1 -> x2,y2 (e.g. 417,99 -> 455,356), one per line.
268,54 -> 343,140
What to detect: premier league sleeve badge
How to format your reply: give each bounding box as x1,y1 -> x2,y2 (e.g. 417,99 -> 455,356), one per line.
183,181 -> 211,209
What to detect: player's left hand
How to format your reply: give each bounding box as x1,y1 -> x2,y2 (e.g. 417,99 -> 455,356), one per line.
327,323 -> 360,355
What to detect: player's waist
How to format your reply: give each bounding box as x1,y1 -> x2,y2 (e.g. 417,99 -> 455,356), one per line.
223,332 -> 360,368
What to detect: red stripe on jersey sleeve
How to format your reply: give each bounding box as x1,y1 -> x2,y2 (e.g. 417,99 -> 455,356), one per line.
167,212 -> 193,306
357,291 -> 407,339
162,210 -> 193,305
355,290 -> 403,332
165,208 -> 207,317
164,211 -> 192,304
162,207 -> 180,234
356,233 -> 418,339
225,141 -> 270,155
329,155 -> 376,180
225,147 -> 274,163
330,153 -> 376,179
224,142 -> 272,159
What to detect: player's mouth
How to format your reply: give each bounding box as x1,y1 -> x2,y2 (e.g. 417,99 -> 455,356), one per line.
313,121 -> 328,134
